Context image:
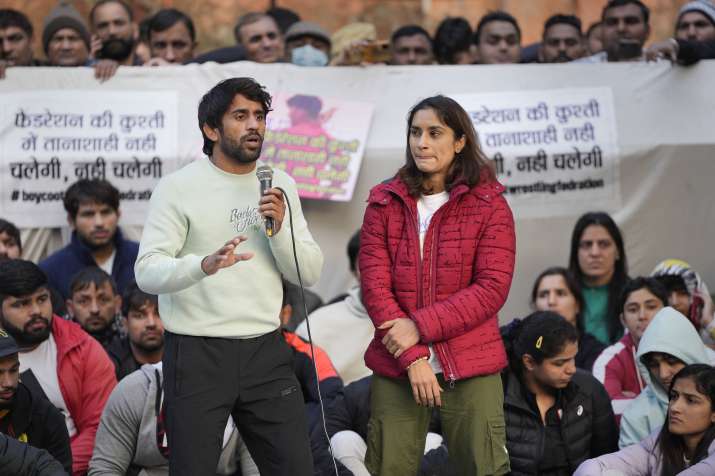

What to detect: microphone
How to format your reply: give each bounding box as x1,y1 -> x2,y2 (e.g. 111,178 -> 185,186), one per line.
256,165 -> 274,237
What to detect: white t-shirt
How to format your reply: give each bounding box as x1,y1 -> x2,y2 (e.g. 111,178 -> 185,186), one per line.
417,192 -> 449,374
19,334 -> 77,437
97,248 -> 116,275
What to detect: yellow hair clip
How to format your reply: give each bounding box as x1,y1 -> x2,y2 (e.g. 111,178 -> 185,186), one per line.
535,336 -> 543,349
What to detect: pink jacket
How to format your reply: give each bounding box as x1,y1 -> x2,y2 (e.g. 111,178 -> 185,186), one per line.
52,316 -> 117,475
359,176 -> 515,382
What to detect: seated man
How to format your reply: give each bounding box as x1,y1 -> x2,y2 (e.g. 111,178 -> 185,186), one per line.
0,218 -> 22,261
89,362 -> 255,476
592,277 -> 667,420
619,306 -> 713,447
40,179 -> 139,300
0,259 -> 117,474
107,282 -> 164,380
0,331 -> 71,473
295,296 -> 370,378
65,268 -> 122,350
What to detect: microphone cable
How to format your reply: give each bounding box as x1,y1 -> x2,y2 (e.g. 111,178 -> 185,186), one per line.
276,187 -> 341,476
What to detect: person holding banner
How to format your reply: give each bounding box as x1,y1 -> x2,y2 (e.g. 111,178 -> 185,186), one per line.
359,95 -> 515,475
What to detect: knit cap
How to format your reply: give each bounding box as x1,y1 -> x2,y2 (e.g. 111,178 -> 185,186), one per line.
678,0 -> 715,26
42,1 -> 91,53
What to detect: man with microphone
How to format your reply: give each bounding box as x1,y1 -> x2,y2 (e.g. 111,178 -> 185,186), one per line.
135,77 -> 323,476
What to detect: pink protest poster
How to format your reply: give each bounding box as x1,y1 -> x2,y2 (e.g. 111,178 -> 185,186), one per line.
260,93 -> 373,201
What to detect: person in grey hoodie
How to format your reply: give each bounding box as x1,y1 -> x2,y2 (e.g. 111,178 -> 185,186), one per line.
88,363 -> 256,476
575,364 -> 715,475
619,307 -> 713,448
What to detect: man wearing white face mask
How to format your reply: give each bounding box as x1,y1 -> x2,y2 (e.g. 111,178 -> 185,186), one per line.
284,21 -> 331,66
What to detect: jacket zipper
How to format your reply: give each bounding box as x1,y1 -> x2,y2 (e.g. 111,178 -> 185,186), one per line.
426,201 -> 458,389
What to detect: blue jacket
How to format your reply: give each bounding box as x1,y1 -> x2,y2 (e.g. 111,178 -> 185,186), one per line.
619,307 -> 712,448
40,229 -> 139,299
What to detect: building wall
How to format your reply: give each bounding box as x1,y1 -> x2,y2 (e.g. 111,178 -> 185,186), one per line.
9,0 -> 691,58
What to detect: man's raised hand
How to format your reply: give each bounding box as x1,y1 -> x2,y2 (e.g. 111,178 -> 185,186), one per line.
201,235 -> 254,275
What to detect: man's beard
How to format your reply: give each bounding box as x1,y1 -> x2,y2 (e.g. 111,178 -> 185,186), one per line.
218,132 -> 263,164
77,231 -> 114,251
132,332 -> 164,353
553,51 -> 573,63
100,37 -> 135,61
0,315 -> 51,347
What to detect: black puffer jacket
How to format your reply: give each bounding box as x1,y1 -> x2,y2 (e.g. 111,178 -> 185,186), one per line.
0,432 -> 66,475
503,369 -> 618,475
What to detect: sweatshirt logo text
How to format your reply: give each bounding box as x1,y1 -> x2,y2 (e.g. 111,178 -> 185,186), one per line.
230,206 -> 262,233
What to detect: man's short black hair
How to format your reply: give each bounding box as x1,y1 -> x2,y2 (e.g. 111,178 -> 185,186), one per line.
122,281 -> 157,317
0,219 -> 21,252
619,276 -> 668,315
347,230 -> 360,273
474,11 -> 521,45
0,260 -> 48,304
68,267 -> 118,298
0,9 -> 33,37
390,25 -> 433,47
147,8 -> 195,43
90,0 -> 134,25
63,179 -> 120,220
266,6 -> 300,34
198,77 -> 273,156
433,17 -> 472,64
543,14 -> 583,38
602,0 -> 650,24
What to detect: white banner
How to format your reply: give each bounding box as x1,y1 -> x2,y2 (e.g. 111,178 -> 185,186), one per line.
0,90 -> 178,227
454,88 -> 619,216
0,62 -> 714,320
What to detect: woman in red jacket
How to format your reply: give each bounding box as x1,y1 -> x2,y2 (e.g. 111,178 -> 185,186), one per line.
359,95 -> 515,475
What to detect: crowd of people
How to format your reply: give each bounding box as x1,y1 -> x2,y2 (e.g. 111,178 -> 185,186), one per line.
2,0 -> 715,81
1,0 -> 715,476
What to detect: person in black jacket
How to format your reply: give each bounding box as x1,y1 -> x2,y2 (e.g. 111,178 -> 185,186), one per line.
531,267 -> 606,371
0,432 -> 66,476
501,311 -> 618,476
0,331 -> 71,474
106,282 -> 163,381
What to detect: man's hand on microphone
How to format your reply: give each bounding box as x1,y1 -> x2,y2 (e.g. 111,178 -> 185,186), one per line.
201,236 -> 254,275
258,188 -> 286,235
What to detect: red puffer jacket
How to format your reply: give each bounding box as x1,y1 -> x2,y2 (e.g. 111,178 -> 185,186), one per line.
359,175 -> 515,383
